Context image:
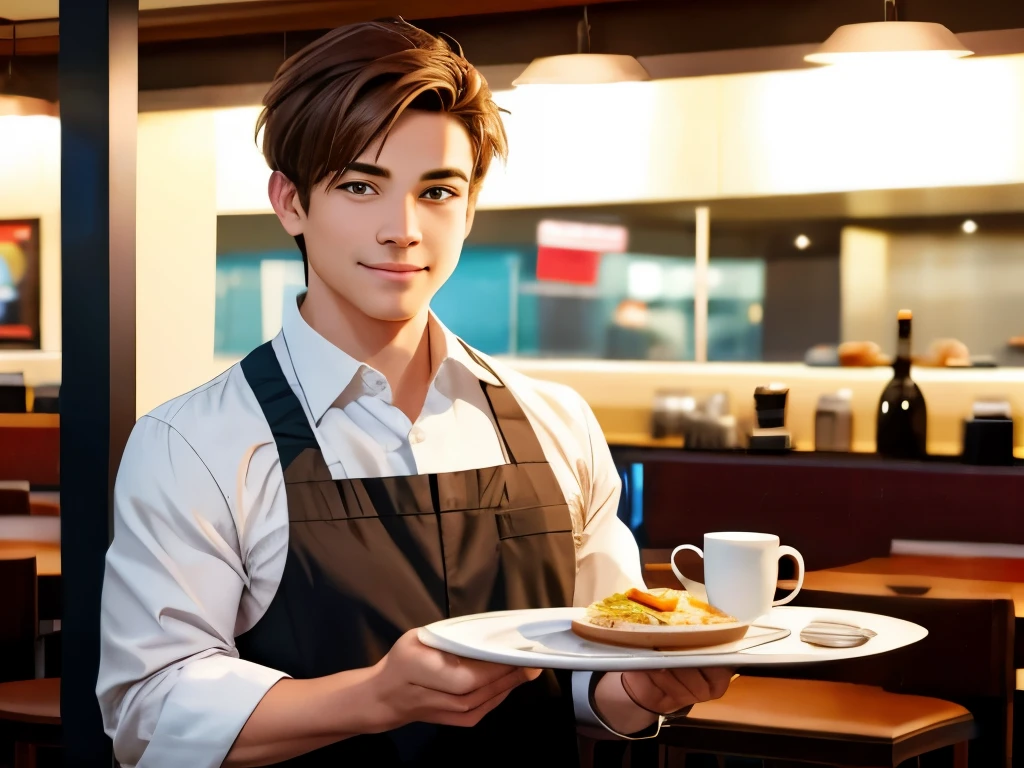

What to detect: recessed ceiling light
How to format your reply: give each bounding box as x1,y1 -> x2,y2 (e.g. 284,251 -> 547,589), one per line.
795,235 -> 811,250
961,220 -> 978,234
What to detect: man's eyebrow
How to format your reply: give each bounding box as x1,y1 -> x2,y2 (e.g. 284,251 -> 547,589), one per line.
341,164 -> 470,183
343,162 -> 389,178
420,168 -> 470,183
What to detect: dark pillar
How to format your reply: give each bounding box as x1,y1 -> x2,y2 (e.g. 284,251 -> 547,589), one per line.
59,0 -> 137,764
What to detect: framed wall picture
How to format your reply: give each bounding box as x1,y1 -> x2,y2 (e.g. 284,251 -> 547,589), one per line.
0,219 -> 41,349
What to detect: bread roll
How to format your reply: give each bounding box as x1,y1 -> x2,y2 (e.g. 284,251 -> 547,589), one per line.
923,338 -> 970,367
838,341 -> 888,367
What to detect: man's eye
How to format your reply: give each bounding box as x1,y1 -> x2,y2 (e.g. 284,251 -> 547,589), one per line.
421,187 -> 455,201
340,182 -> 376,196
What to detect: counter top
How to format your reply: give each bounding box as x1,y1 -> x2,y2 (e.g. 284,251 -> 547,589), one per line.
608,441 -> 1024,474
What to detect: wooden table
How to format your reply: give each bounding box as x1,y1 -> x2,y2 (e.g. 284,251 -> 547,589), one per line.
801,555 -> 1024,691
0,517 -> 59,544
828,555 -> 1024,584
0,541 -> 61,620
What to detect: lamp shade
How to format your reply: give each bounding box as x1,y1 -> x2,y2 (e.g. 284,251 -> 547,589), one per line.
512,53 -> 650,86
0,94 -> 57,117
805,21 -> 972,64
0,69 -> 58,118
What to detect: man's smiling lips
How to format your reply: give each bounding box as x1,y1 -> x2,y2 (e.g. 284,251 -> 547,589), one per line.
358,262 -> 428,282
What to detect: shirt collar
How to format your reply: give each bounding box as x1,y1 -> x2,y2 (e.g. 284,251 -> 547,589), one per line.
281,292 -> 501,424
428,310 -> 503,390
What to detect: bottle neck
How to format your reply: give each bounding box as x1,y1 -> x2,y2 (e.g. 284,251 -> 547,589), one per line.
894,318 -> 912,378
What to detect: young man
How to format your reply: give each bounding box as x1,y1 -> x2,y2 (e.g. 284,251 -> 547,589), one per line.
97,18 -> 732,767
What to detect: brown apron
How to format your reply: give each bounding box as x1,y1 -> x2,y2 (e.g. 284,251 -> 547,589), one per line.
235,340 -> 581,766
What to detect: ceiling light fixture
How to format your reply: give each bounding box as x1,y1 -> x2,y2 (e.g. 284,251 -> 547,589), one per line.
512,6 -> 650,86
795,234 -> 811,250
0,20 -> 58,118
961,219 -> 978,234
804,0 -> 972,66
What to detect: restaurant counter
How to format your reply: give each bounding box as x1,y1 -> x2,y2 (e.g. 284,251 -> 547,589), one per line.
609,443 -> 1024,572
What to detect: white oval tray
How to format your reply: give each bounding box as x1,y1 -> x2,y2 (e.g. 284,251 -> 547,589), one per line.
417,605 -> 927,671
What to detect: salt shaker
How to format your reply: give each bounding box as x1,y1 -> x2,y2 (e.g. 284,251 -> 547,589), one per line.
815,389 -> 853,452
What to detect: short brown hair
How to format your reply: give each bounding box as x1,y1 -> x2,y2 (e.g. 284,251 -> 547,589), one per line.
257,17 -> 508,213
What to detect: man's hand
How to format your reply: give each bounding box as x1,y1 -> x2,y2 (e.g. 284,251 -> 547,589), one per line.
363,629 -> 542,732
621,667 -> 733,714
593,668 -> 734,736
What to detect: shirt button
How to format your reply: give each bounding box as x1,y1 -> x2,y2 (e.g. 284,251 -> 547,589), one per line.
363,372 -> 385,391
409,427 -> 426,444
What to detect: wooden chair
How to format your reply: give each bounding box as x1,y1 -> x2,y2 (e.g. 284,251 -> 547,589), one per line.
0,558 -> 37,684
0,558 -> 60,768
653,589 -> 1013,768
0,482 -> 31,517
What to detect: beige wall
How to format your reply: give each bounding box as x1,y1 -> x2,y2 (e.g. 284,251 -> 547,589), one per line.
886,232 -> 1024,363
840,226 -> 890,347
212,53 -> 1024,214
135,109 -> 232,418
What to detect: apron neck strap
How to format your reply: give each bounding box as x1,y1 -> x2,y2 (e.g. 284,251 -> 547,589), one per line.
241,341 -> 330,477
457,339 -> 548,466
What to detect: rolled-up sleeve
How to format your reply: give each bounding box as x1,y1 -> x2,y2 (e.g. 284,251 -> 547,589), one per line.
568,395 -> 660,738
97,415 -> 289,768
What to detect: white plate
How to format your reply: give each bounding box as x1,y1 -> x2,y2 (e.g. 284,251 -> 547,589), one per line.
417,606 -> 927,671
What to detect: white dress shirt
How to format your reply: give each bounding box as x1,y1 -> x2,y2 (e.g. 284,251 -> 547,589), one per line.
97,294 -> 651,767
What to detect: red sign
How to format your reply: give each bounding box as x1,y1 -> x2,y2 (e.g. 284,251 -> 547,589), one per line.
536,246 -> 601,285
0,325 -> 32,340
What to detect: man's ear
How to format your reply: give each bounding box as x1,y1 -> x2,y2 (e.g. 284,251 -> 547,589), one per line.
268,171 -> 307,236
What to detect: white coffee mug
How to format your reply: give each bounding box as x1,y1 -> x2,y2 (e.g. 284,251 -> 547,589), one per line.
670,532 -> 805,622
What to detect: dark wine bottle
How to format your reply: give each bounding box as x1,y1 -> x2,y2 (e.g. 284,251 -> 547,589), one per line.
876,309 -> 927,459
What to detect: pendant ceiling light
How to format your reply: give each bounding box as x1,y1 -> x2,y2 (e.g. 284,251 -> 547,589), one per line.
513,6 -> 650,86
0,21 -> 58,118
805,0 -> 972,65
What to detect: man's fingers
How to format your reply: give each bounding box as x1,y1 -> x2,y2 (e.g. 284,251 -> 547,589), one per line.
623,667 -> 732,714
432,686 -> 513,728
431,666 -> 535,714
702,667 -> 734,699
662,668 -> 709,703
622,670 -> 677,711
412,646 -> 520,695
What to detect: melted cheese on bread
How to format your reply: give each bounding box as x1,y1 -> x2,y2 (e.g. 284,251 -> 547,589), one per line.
584,587 -> 736,628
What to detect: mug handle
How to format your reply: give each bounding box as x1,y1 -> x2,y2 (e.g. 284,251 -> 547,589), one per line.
670,544 -> 708,602
773,545 -> 805,606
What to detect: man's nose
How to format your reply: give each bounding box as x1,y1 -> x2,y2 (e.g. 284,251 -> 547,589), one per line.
377,196 -> 422,248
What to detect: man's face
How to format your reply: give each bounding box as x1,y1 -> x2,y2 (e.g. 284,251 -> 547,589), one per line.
281,110 -> 476,322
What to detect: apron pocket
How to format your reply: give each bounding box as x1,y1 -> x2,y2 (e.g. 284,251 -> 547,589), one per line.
495,504 -> 572,539
494,504 -> 576,609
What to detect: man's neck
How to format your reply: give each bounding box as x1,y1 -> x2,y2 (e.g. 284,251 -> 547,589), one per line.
299,278 -> 433,422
